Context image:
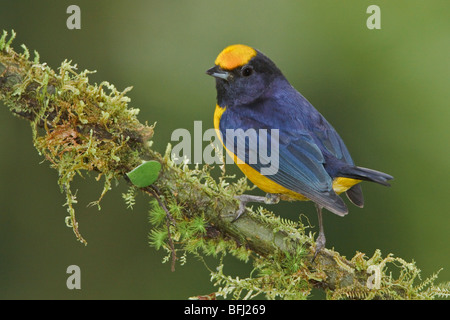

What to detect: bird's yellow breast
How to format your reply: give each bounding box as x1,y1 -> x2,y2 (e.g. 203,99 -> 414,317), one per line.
213,104 -> 360,200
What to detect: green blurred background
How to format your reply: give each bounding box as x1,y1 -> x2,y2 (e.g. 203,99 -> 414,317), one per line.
0,0 -> 449,299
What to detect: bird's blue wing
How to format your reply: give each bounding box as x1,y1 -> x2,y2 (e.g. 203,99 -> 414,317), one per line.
311,122 -> 354,166
219,106 -> 348,215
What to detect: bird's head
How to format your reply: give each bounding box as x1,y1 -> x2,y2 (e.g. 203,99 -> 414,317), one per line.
206,44 -> 284,107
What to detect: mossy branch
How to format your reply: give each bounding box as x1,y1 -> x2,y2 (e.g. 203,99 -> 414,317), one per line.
0,30 -> 448,300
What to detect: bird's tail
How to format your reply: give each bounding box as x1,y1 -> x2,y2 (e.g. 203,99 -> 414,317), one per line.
338,166 -> 393,186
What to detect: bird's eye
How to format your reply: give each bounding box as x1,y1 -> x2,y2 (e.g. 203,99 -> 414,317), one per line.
241,65 -> 253,77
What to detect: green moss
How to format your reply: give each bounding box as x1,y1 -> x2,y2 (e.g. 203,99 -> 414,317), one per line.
146,147 -> 450,300
0,30 -> 153,244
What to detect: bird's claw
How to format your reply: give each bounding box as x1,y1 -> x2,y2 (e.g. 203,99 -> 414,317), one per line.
233,193 -> 280,221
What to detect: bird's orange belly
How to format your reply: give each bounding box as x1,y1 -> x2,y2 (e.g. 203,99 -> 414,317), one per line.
235,161 -> 361,201
235,161 -> 309,201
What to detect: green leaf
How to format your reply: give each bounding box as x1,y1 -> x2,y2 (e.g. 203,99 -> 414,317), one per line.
126,160 -> 161,188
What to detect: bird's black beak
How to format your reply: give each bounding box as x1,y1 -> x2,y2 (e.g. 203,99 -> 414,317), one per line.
206,66 -> 230,81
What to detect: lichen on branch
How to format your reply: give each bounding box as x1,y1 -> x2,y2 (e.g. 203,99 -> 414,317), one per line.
0,30 -> 153,244
1,30 -> 448,299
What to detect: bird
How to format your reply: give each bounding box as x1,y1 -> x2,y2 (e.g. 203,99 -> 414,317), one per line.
206,44 -> 393,260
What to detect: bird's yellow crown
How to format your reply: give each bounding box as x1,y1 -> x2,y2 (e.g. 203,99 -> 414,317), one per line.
215,44 -> 257,70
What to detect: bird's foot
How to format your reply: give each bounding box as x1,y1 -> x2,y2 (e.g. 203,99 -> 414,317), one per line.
264,193 -> 280,205
312,231 -> 326,263
234,193 -> 280,221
